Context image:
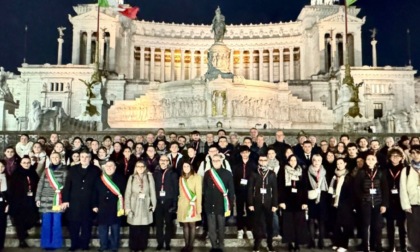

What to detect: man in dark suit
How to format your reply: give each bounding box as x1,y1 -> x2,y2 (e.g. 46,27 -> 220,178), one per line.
62,151 -> 100,251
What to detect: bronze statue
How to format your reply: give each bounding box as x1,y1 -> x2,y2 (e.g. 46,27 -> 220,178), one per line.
212,6 -> 226,43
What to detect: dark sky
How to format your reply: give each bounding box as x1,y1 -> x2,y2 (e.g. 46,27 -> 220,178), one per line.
0,0 -> 419,75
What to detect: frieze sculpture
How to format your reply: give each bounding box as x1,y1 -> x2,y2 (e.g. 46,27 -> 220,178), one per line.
212,90 -> 226,116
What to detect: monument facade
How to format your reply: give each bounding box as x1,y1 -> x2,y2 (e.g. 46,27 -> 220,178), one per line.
0,1 -> 418,132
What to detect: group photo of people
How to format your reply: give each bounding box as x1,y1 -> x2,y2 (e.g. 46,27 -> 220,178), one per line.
0,128 -> 419,252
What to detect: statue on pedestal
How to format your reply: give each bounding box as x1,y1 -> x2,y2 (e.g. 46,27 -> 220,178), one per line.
211,7 -> 226,43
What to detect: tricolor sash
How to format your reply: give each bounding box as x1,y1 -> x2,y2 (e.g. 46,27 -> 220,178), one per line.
101,173 -> 125,217
45,167 -> 63,211
209,168 -> 231,217
180,177 -> 197,220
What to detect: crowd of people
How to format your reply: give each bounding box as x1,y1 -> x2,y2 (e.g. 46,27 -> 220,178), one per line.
0,128 -> 419,252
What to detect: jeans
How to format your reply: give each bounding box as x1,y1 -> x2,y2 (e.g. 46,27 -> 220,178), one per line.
98,223 -> 120,251
273,211 -> 280,236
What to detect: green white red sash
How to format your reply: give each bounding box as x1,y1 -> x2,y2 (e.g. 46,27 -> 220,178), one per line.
101,173 -> 125,217
45,167 -> 63,211
180,177 -> 197,220
209,168 -> 231,217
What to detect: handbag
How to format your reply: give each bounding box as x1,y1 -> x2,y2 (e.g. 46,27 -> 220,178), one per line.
308,189 -> 319,200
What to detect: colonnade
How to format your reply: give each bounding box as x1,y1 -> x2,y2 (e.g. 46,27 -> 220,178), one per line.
132,47 -> 303,83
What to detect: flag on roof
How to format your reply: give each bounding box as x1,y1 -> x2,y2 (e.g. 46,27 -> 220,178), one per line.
98,0 -> 119,7
119,6 -> 140,20
346,0 -> 357,6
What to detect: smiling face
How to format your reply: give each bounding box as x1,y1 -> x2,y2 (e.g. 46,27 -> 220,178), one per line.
365,155 -> 377,169
183,163 -> 192,174
288,156 -> 297,168
4,148 -> 15,159
311,156 -> 322,168
159,156 -> 169,169
135,162 -> 146,174
72,153 -> 80,163
50,153 -> 61,165
104,161 -> 117,176
336,159 -> 346,170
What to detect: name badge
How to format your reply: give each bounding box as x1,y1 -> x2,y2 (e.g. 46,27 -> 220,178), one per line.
27,191 -> 33,197
240,179 -> 248,185
0,197 -> 3,202
138,193 -> 146,199
291,188 -> 298,193
260,188 -> 267,194
370,188 -> 377,195
391,189 -> 398,194
160,191 -> 166,197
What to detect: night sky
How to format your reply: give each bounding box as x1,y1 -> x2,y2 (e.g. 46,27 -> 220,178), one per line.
0,0 -> 419,75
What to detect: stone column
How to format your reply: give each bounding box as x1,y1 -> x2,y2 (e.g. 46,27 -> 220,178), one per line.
230,50 -> 234,74
140,46 -> 145,79
71,29 -> 81,64
150,47 -> 155,81
258,49 -> 263,81
190,50 -> 195,79
160,49 -> 165,82
249,50 -> 254,79
289,47 -> 294,80
181,49 -> 185,80
86,32 -> 92,64
57,37 -> 64,65
171,48 -> 175,81
268,48 -> 273,82
239,50 -> 243,76
279,47 -> 284,82
371,39 -> 377,67
300,46 -> 305,80
200,50 -> 205,76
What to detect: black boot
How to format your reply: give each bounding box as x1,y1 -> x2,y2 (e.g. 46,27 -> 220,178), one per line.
19,240 -> 29,248
318,239 -> 324,250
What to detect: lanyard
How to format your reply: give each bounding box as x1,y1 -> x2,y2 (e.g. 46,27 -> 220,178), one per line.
136,174 -> 144,191
147,157 -> 156,166
259,169 -> 269,188
161,169 -> 168,191
367,169 -> 378,188
27,176 -> 32,192
124,158 -> 129,175
243,162 -> 247,179
292,180 -> 296,188
389,169 -> 401,188
194,141 -> 199,152
190,156 -> 195,165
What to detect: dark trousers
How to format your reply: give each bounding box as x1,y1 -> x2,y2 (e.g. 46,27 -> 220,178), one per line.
385,212 -> 406,249
207,213 -> 225,249
407,206 -> 420,252
332,220 -> 352,249
360,204 -> 383,251
98,223 -> 120,251
68,220 -> 93,250
252,204 -> 274,250
236,194 -> 251,231
0,206 -> 6,250
154,201 -> 174,247
129,225 -> 149,251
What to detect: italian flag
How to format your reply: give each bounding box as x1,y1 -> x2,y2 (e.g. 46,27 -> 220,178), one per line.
98,0 -> 140,19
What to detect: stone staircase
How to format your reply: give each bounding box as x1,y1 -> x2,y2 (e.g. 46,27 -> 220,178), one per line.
4,223 -> 406,250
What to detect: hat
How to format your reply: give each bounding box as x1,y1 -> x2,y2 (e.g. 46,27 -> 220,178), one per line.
410,145 -> 420,152
399,135 -> 410,143
191,130 -> 200,135
239,145 -> 251,153
296,130 -> 307,139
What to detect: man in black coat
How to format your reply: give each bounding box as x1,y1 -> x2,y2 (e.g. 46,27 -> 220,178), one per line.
269,130 -> 291,162
92,160 -> 126,252
62,151 -> 100,251
248,155 -> 278,252
153,155 -> 179,251
203,153 -> 234,251
232,145 -> 257,239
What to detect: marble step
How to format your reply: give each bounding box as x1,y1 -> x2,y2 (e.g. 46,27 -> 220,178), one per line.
3,237 -> 401,249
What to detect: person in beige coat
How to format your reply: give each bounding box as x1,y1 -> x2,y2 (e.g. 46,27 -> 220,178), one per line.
177,162 -> 202,252
125,161 -> 157,252
400,145 -> 420,252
